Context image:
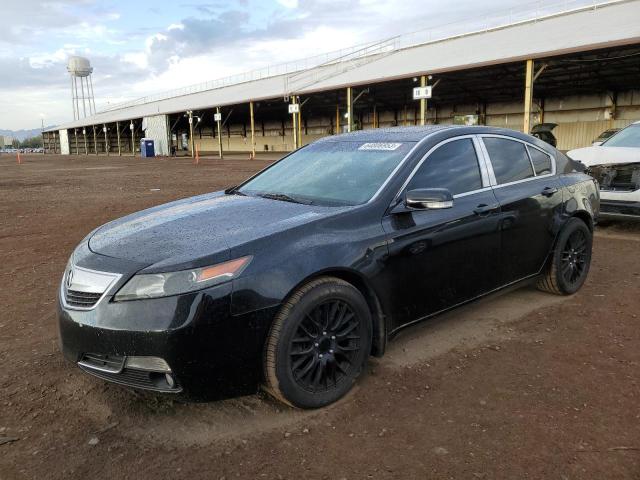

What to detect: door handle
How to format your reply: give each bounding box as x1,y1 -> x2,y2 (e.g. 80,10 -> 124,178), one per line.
541,186 -> 558,197
473,203 -> 499,216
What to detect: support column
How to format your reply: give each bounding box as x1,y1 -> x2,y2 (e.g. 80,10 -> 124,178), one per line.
298,98 -> 303,147
419,75 -> 427,126
335,104 -> 340,134
93,126 -> 98,155
131,121 -> 135,156
347,87 -> 353,133
216,107 -> 223,159
249,101 -> 256,159
523,59 -> 534,134
291,96 -> 298,150
607,92 -> 617,127
74,129 -> 79,155
116,121 -> 121,156
188,111 -> 195,158
168,116 -> 173,157
103,124 -> 109,156
83,128 -> 88,155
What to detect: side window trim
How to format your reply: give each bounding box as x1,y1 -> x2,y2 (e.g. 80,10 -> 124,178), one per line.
478,134 -> 556,188
472,136 -> 493,189
524,144 -> 537,174
391,135 -> 491,204
525,144 -> 555,176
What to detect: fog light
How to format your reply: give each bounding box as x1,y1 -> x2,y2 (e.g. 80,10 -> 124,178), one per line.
165,373 -> 175,388
124,356 -> 171,372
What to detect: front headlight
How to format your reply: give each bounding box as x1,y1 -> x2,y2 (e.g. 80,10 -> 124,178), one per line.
113,256 -> 252,301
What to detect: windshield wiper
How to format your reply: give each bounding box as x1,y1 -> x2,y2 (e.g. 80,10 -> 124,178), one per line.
257,192 -> 312,205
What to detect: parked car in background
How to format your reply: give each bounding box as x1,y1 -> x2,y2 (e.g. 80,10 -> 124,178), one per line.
568,121 -> 640,221
531,123 -> 558,148
58,126 -> 598,408
592,128 -> 620,146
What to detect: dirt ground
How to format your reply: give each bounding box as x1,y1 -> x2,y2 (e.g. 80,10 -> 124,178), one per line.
1,153 -> 639,480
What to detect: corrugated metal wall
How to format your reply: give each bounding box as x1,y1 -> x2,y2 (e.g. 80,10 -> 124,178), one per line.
554,119 -> 634,150
142,115 -> 169,156
179,89 -> 640,155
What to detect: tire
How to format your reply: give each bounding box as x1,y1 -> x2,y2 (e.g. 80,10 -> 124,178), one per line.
537,217 -> 592,295
264,276 -> 372,409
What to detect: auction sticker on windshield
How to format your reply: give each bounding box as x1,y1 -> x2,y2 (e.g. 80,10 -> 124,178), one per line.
358,142 -> 402,151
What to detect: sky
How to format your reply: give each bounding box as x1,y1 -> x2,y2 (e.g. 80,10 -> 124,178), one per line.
0,0 -> 594,130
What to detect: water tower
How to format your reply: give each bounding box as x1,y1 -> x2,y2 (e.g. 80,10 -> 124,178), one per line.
67,56 -> 96,120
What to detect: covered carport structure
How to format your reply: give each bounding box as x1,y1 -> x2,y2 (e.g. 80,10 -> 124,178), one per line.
44,0 -> 640,156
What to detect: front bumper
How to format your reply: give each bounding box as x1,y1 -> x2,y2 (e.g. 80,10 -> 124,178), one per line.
58,282 -> 278,400
599,199 -> 640,221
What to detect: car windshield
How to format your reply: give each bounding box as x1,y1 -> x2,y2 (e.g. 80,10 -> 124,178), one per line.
596,129 -> 618,141
602,124 -> 640,148
238,141 -> 415,206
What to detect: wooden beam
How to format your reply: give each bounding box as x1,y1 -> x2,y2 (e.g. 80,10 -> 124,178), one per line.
524,59 -> 534,134
249,101 -> 256,159
116,121 -> 121,156
419,75 -> 427,126
347,87 -> 353,133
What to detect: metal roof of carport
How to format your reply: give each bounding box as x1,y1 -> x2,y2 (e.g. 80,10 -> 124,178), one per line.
46,0 -> 640,133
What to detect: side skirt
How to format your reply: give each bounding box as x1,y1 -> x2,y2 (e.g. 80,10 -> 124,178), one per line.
387,272 -> 541,339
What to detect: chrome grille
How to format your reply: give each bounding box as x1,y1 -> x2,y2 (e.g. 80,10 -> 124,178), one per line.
65,289 -> 102,308
60,263 -> 121,311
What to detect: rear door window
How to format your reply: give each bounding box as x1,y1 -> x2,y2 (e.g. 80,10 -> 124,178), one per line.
483,138 -> 534,184
406,138 -> 483,195
528,147 -> 552,175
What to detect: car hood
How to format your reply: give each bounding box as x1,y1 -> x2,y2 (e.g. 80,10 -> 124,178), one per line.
89,191 -> 343,271
566,146 -> 640,167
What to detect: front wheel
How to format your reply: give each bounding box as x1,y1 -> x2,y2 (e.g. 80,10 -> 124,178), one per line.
264,277 -> 372,408
538,217 -> 592,295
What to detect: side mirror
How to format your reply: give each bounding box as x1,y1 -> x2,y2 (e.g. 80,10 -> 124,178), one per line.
592,141 -> 603,147
405,188 -> 453,210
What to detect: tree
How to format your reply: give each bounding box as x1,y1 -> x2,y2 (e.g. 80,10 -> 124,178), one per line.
19,136 -> 43,148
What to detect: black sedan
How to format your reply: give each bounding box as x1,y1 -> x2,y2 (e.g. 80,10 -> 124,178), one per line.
58,126 -> 599,408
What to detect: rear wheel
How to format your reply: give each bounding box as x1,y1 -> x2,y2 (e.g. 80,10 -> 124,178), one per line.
538,217 -> 592,295
264,277 -> 372,408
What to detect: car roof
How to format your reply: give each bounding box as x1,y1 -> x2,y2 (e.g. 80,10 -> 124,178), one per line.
315,125 -> 460,143
315,125 -> 534,143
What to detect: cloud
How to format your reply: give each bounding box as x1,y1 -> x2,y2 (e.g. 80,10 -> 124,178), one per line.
1,0 -> 600,129
0,0 -> 120,46
277,0 -> 299,8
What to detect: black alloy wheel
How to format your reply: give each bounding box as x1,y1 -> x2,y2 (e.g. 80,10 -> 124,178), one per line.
264,277 -> 372,408
289,299 -> 361,392
560,229 -> 589,285
538,217 -> 592,295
